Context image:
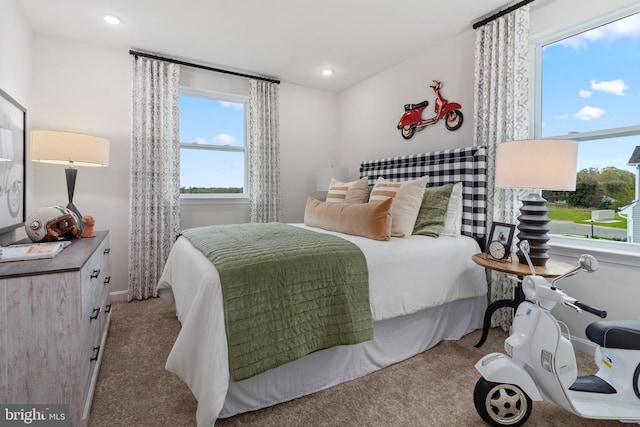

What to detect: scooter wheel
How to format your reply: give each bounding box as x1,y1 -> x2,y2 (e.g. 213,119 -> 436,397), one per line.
474,378 -> 532,426
401,125 -> 415,140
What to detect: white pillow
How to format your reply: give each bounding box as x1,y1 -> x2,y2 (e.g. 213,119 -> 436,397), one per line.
325,177 -> 369,203
369,176 -> 428,237
441,182 -> 463,237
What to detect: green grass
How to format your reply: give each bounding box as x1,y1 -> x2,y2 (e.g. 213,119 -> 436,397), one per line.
547,205 -> 627,230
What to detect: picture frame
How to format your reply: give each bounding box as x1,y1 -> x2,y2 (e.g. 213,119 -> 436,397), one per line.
486,222 -> 516,260
0,88 -> 26,235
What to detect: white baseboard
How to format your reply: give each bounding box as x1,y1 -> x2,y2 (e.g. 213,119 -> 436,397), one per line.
109,290 -> 128,303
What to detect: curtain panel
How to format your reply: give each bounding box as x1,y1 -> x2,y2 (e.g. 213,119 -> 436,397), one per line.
248,79 -> 281,223
473,5 -> 531,329
128,57 -> 181,301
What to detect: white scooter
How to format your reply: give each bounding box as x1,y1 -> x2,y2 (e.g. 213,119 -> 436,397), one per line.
474,241 -> 640,426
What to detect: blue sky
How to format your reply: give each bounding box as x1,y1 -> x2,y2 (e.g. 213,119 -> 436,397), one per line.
179,97 -> 245,188
541,12 -> 640,173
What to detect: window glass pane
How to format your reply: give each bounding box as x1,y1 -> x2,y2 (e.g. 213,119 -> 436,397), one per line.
541,13 -> 640,137
539,12 -> 640,244
180,149 -> 244,193
179,93 -> 246,195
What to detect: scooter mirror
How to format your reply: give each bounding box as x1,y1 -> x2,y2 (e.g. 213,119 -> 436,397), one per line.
578,254 -> 599,273
519,240 -> 530,254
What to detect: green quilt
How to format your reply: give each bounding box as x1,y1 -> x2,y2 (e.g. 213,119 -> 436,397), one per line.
180,223 -> 373,381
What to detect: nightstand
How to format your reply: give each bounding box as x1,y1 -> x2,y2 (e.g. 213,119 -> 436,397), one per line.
472,252 -> 573,347
0,231 -> 111,427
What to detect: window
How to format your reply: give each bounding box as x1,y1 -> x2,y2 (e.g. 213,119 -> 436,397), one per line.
535,10 -> 640,247
179,88 -> 248,198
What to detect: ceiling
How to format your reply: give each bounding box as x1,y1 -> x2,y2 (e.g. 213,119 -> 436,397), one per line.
15,0 -> 515,92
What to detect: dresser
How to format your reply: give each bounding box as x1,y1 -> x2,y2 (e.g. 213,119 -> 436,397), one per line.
0,231 -> 111,427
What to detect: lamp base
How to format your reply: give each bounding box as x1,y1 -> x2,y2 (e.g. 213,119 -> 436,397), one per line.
516,193 -> 550,267
65,167 -> 84,237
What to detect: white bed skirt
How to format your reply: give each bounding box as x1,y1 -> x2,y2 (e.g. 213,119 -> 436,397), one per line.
220,294 -> 487,418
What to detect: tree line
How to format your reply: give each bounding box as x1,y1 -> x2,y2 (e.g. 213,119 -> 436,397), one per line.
180,187 -> 243,194
543,167 -> 635,210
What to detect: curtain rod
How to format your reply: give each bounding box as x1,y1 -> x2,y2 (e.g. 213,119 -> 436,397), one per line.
129,49 -> 281,85
472,0 -> 535,29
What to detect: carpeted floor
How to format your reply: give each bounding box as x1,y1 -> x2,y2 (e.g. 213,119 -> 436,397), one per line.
89,298 -> 623,427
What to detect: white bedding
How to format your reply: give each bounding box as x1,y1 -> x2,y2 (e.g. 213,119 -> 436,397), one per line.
157,224 -> 487,426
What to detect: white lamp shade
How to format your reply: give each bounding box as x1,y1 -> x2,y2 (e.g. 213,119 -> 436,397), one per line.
317,166 -> 349,191
495,139 -> 578,191
30,130 -> 110,167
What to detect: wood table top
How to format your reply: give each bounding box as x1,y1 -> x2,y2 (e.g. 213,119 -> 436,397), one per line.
472,252 -> 574,278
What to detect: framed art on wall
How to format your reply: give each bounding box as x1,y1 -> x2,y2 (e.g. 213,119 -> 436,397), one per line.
0,88 -> 26,234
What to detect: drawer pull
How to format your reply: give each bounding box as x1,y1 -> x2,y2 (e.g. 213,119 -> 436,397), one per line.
91,269 -> 100,279
105,304 -> 112,313
104,276 -> 111,285
104,248 -> 111,254
90,308 -> 100,320
90,346 -> 100,362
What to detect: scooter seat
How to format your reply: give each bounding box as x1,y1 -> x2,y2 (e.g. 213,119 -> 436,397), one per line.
404,100 -> 429,111
586,319 -> 640,350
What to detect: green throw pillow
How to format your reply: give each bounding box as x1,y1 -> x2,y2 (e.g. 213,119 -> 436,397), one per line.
412,184 -> 454,237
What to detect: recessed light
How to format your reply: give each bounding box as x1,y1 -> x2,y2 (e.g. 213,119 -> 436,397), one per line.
321,68 -> 334,76
103,15 -> 121,25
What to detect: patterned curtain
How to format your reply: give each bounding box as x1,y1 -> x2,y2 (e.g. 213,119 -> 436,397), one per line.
473,5 -> 531,329
128,57 -> 181,301
248,79 -> 281,223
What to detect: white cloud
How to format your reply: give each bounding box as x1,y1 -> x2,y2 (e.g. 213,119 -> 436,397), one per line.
579,89 -> 592,98
574,106 -> 605,121
219,101 -> 243,109
213,133 -> 238,145
590,79 -> 629,96
194,137 -> 207,144
554,113 -> 569,120
557,13 -> 640,48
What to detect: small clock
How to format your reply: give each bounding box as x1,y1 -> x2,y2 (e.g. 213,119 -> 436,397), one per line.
486,222 -> 515,262
488,240 -> 509,261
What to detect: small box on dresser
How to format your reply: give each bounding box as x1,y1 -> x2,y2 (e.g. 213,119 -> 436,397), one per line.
0,231 -> 111,427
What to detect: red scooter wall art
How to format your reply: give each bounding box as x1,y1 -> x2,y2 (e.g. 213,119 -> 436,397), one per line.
397,80 -> 463,140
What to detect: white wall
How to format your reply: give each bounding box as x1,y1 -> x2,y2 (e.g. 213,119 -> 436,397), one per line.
29,35 -> 132,297
338,30 -> 476,177
0,0 -> 32,246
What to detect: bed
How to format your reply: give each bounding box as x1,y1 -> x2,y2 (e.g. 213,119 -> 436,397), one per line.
157,146 -> 489,427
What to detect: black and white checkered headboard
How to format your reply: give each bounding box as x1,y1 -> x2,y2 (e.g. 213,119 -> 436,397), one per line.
359,146 -> 487,240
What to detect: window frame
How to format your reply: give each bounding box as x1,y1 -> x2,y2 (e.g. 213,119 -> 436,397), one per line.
531,5 -> 640,262
178,87 -> 249,202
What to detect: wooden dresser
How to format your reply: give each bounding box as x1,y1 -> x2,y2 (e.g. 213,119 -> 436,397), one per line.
0,231 -> 111,427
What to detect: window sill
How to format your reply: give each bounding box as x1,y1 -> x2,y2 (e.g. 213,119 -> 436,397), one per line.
549,235 -> 640,268
180,194 -> 249,205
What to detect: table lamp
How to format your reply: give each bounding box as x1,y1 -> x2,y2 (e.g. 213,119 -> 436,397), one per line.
494,139 -> 578,266
316,166 -> 349,191
30,130 -> 110,222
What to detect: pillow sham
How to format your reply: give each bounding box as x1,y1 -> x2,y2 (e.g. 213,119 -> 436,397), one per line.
412,183 -> 454,237
441,182 -> 463,237
326,177 -> 369,203
304,197 -> 392,241
369,176 -> 428,237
